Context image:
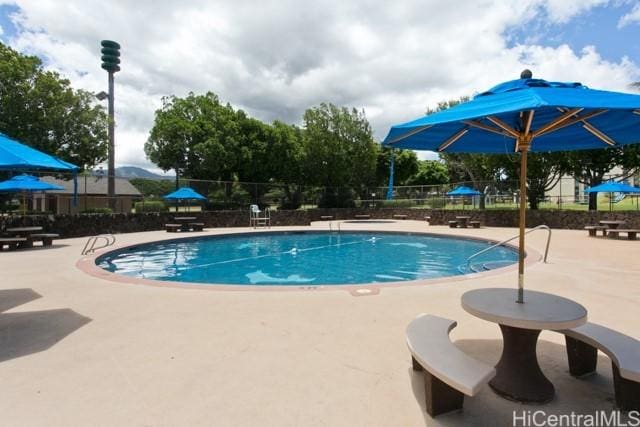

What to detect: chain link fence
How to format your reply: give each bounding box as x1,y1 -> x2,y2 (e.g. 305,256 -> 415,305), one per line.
1,170 -> 639,215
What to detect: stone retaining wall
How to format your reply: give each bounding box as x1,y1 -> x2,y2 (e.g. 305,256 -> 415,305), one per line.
1,208 -> 638,238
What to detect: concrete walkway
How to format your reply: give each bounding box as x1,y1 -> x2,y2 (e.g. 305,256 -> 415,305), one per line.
1,220 -> 638,426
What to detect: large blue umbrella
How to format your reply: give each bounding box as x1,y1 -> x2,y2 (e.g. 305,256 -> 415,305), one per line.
0,133 -> 79,171
0,132 -> 79,205
0,174 -> 64,192
0,174 -> 64,213
447,186 -> 482,210
586,181 -> 640,211
447,186 -> 482,196
163,187 -> 206,212
163,187 -> 207,200
383,70 -> 640,302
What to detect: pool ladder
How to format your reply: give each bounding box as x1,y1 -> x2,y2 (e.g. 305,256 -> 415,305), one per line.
329,221 -> 341,233
465,225 -> 551,272
81,234 -> 116,255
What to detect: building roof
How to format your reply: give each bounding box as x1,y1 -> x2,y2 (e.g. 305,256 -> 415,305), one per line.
40,176 -> 142,196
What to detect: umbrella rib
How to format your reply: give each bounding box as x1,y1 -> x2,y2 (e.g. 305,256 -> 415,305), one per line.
554,107 -> 617,146
438,128 -> 469,151
386,125 -> 433,145
582,122 -> 617,146
486,117 -> 519,138
523,110 -> 534,136
534,109 -> 608,138
463,120 -> 512,137
530,108 -> 583,138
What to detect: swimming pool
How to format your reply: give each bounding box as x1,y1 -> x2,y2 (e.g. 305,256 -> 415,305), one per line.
96,231 -> 519,286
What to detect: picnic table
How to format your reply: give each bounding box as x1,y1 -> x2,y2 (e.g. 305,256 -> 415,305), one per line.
4,226 -> 58,248
166,216 -> 204,232
455,216 -> 471,228
462,288 -> 587,403
6,226 -> 43,236
599,220 -> 625,229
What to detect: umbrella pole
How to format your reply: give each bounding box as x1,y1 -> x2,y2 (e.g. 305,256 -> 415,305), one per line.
517,142 -> 529,304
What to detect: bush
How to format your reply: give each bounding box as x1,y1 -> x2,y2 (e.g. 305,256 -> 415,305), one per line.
134,201 -> 167,212
82,207 -> 113,214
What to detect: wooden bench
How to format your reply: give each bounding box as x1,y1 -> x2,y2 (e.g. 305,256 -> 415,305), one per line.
448,221 -> 458,228
29,233 -> 60,246
189,223 -> 205,231
0,237 -> 27,251
165,223 -> 182,232
560,323 -> 640,411
320,215 -> 334,220
584,225 -> 607,237
605,229 -> 639,240
469,221 -> 481,228
406,314 -> 496,416
393,214 -> 408,220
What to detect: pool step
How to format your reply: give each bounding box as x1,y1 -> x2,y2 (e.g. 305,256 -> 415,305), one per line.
460,260 -> 515,274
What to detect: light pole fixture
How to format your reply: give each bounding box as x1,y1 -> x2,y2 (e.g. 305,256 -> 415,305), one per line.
100,39 -> 121,211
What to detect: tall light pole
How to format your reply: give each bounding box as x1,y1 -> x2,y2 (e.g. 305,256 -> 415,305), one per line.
100,40 -> 121,211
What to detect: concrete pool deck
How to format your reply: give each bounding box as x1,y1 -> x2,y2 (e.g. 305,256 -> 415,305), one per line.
0,220 -> 638,426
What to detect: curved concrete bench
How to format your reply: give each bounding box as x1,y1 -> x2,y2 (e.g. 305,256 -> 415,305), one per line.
165,223 -> 182,232
189,222 -> 205,231
406,314 -> 496,416
605,229 -> 639,240
584,225 -> 607,237
560,323 -> 640,411
0,237 -> 27,251
29,233 -> 59,246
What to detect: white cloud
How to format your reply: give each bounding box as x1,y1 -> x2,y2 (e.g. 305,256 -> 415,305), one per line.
618,4 -> 640,28
1,0 -> 639,170
541,0 -> 610,23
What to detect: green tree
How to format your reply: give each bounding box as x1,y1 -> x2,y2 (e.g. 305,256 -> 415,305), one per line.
302,103 -> 377,207
405,160 -> 449,186
375,146 -> 419,186
145,92 -> 243,185
562,146 -> 640,210
500,152 -> 565,209
0,42 -> 108,168
265,121 -> 305,209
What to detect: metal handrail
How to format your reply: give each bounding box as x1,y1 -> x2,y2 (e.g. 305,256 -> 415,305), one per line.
81,234 -> 116,255
466,225 -> 551,270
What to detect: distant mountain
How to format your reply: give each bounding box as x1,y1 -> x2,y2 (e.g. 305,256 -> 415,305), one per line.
115,166 -> 175,180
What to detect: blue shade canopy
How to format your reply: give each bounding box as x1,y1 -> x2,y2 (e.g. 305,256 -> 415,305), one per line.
163,187 -> 207,200
383,77 -> 640,153
384,71 -> 640,304
586,181 -> 640,193
447,186 -> 482,196
0,133 -> 79,170
0,174 -> 64,192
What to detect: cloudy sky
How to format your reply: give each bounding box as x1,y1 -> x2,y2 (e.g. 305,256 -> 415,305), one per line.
1,0 -> 640,171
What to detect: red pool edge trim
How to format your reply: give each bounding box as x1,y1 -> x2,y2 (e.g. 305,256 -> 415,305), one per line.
76,229 -> 542,295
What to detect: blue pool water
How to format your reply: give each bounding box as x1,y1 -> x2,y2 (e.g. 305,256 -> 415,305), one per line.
97,232 -> 518,286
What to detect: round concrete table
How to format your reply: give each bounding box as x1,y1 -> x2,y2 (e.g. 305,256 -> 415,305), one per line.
461,288 -> 587,403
